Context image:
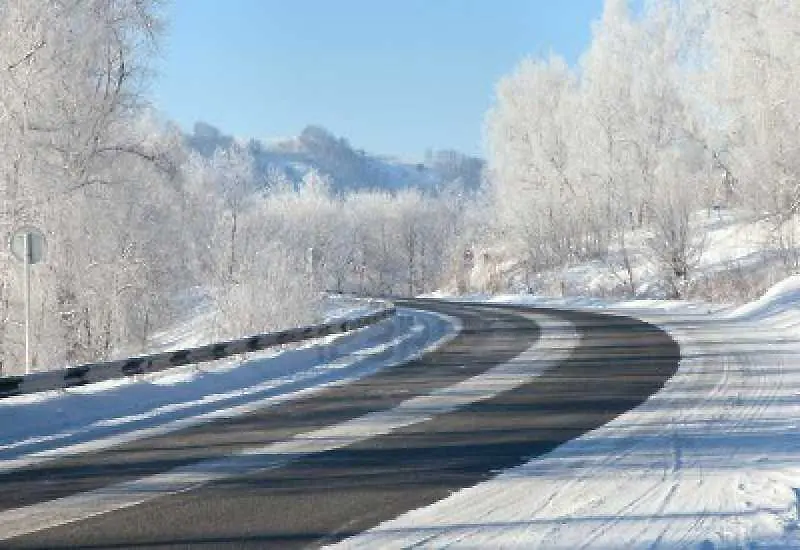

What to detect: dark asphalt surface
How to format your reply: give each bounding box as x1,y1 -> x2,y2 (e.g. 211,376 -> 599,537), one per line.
2,300 -> 680,549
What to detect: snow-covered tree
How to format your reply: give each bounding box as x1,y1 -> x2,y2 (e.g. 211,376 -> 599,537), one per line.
485,0 -> 718,297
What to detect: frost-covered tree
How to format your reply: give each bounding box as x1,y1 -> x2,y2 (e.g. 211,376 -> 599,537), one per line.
485,0 -> 717,298
0,0 -> 184,372
695,0 -> 800,213
486,53 -> 598,281
582,0 -> 710,297
687,0 -> 800,268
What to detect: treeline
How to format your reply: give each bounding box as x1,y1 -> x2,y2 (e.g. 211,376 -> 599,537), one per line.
0,0 -> 477,373
7,0 -> 799,373
181,147 -> 477,341
485,0 -> 800,299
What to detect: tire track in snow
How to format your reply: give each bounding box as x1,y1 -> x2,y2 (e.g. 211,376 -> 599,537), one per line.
569,323 -> 765,550
530,316 -> 797,550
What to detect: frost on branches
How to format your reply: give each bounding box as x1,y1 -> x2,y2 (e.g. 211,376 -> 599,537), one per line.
485,0 -> 800,300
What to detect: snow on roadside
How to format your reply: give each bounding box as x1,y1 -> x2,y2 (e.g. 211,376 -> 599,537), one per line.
321,294 -> 392,322
0,302 -> 457,476
720,275 -> 800,329
333,280 -> 800,549
469,208 -> 778,299
148,293 -> 387,354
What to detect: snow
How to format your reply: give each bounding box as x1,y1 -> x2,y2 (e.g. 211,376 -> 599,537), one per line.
468,208 -> 782,300
8,211 -> 800,547
721,275 -> 800,327
321,294 -> 393,323
0,305 -> 458,475
0,310 -> 568,542
330,284 -> 800,548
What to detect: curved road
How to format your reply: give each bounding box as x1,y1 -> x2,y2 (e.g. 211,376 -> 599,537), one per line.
0,300 -> 680,549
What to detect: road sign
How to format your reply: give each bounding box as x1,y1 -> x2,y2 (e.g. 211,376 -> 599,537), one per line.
8,226 -> 46,375
9,226 -> 46,264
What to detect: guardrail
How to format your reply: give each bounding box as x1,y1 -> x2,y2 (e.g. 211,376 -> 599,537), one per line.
0,306 -> 396,399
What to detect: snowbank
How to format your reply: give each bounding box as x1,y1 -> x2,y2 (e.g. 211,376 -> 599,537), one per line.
0,307 -> 457,476
723,275 -> 800,327
334,279 -> 800,548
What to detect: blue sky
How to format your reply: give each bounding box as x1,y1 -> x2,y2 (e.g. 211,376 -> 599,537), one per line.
152,1 -> 604,160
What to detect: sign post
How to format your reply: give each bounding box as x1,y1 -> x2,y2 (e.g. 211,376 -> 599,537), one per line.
9,227 -> 46,375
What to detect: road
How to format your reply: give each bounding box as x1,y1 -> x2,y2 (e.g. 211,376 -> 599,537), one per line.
0,300 -> 680,549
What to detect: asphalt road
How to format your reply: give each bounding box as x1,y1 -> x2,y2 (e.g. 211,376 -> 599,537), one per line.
1,300 -> 680,549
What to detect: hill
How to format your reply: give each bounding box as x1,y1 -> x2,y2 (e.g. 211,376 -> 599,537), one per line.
185,122 -> 484,193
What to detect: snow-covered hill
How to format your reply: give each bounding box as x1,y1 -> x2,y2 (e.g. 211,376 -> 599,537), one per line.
461,208 -> 792,306
185,122 -> 484,193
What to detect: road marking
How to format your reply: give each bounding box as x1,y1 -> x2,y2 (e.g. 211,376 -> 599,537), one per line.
0,311 -> 576,542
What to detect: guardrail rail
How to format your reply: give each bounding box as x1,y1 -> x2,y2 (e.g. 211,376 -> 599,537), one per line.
0,305 -> 396,399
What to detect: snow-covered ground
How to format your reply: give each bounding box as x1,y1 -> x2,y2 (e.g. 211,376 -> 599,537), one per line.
479,208 -> 786,301
11,280 -> 800,548
331,281 -> 800,549
7,210 -> 800,547
0,304 -> 457,475
133,293 -> 383,356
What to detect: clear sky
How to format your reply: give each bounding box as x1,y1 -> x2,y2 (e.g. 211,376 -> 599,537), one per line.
152,0 -> 605,161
